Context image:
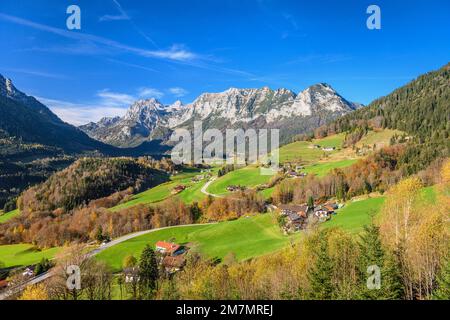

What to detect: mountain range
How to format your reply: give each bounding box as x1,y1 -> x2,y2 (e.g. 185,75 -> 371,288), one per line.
80,83 -> 362,147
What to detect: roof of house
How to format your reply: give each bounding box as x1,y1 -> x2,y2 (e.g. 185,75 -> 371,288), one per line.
0,280 -> 8,288
162,255 -> 186,269
287,212 -> 303,222
155,241 -> 181,253
279,204 -> 309,213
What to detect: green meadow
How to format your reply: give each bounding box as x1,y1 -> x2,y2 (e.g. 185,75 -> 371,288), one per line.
0,244 -> 60,268
0,209 -> 20,224
96,213 -> 302,272
206,166 -> 272,196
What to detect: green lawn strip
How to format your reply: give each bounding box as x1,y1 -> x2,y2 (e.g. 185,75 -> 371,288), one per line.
0,209 -> 20,224
0,244 -> 61,268
96,214 -> 300,272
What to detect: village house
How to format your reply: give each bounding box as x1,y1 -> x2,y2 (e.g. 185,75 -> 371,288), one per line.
155,241 -> 185,256
171,185 -> 186,195
155,241 -> 188,274
0,280 -> 8,290
322,146 -> 336,152
313,203 -> 337,222
162,255 -> 186,273
226,185 -> 246,192
278,204 -> 311,232
123,266 -> 139,283
22,266 -> 35,278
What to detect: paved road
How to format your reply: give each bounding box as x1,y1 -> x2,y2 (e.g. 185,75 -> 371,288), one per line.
200,177 -> 223,198
0,223 -> 216,300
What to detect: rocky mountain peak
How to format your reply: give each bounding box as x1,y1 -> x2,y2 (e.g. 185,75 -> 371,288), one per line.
80,83 -> 362,147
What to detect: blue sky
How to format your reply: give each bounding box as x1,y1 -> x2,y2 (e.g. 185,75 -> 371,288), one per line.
0,0 -> 449,125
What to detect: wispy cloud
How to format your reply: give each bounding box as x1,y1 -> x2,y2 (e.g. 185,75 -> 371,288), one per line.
169,87 -> 189,97
97,89 -> 136,106
138,87 -> 164,99
0,12 -> 198,63
99,0 -> 130,23
1,67 -> 67,79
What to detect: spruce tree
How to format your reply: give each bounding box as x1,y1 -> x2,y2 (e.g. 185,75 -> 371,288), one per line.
307,231 -> 334,299
138,245 -> 159,299
358,223 -> 403,299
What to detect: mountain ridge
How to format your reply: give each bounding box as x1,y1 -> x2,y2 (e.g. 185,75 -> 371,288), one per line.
80,83 -> 362,147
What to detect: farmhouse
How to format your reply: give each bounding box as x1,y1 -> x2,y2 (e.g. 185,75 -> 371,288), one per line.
123,267 -> 139,283
172,185 -> 186,195
162,255 -> 186,273
322,147 -> 336,151
0,280 -> 8,290
155,241 -> 185,255
22,267 -> 34,277
278,204 -> 311,232
279,204 -> 310,217
226,185 -> 246,192
313,203 -> 337,222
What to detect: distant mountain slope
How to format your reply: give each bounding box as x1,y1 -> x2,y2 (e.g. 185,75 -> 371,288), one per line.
328,62 -> 450,173
0,74 -> 118,154
81,83 -> 362,147
0,75 -> 167,208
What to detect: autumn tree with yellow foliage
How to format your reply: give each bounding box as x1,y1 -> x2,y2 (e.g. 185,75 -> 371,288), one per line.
19,283 -> 48,300
379,163 -> 450,299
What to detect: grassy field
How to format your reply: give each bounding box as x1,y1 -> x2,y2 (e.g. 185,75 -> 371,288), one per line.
323,185 -> 437,234
110,168 -> 208,211
279,133 -> 346,164
356,129 -> 404,149
323,197 -> 386,233
0,244 -> 60,268
96,213 -> 301,272
0,209 -> 20,224
304,159 -> 358,177
207,166 -> 273,196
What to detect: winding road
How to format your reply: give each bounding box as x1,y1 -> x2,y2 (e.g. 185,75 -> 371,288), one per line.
200,177 -> 223,198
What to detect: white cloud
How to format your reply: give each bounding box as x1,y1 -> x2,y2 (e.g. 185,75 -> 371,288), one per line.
169,87 -> 189,97
97,90 -> 136,106
138,87 -> 164,99
37,97 -> 127,126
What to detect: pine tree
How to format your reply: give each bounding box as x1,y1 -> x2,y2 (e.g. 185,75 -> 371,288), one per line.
307,231 -> 334,299
138,245 -> 159,299
358,223 -> 403,299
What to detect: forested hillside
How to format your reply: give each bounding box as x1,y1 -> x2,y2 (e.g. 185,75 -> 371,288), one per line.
321,63 -> 449,174
18,157 -> 169,213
